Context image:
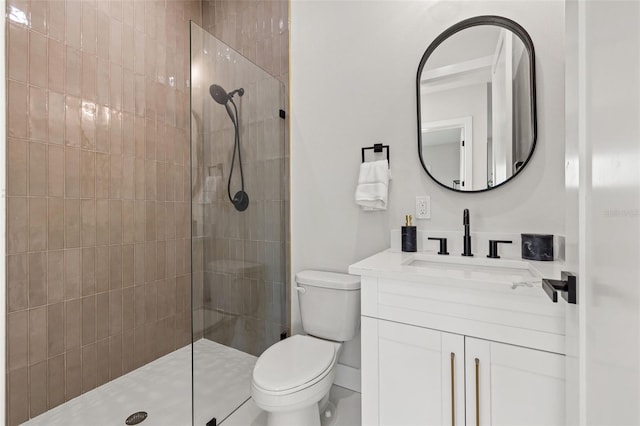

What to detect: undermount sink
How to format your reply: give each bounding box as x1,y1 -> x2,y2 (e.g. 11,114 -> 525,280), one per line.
404,253 -> 541,284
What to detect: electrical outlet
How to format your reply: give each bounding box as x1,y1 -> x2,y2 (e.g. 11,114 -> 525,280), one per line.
416,196 -> 431,219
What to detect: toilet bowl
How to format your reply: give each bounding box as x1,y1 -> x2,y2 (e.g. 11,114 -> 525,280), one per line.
251,335 -> 341,426
250,270 -> 361,426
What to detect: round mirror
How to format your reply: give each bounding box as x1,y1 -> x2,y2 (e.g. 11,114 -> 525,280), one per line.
416,16 -> 536,192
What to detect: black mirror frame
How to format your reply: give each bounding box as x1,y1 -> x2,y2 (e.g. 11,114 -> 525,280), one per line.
416,15 -> 537,193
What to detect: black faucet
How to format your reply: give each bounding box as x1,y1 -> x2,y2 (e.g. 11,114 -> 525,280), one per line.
462,208 -> 473,256
487,240 -> 512,259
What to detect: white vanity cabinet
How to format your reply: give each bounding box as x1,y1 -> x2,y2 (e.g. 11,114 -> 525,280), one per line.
353,262 -> 567,426
362,317 -> 564,426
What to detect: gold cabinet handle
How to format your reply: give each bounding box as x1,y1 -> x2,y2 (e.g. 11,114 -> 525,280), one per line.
450,352 -> 455,426
475,358 -> 480,426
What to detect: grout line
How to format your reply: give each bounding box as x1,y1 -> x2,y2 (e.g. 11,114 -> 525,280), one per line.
216,396 -> 252,425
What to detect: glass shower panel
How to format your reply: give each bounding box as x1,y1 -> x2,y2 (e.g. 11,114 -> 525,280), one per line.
190,22 -> 287,425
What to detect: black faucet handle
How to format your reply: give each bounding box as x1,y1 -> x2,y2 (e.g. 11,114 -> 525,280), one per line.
428,237 -> 449,255
487,240 -> 513,259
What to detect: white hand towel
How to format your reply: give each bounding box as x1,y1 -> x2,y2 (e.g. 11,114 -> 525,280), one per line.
355,159 -> 391,211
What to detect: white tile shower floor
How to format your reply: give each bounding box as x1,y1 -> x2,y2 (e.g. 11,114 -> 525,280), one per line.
23,339 -> 361,426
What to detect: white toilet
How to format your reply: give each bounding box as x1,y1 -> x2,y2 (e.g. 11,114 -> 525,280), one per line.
251,270 -> 361,426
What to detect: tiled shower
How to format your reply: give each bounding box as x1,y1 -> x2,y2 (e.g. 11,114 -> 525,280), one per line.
4,0 -> 289,424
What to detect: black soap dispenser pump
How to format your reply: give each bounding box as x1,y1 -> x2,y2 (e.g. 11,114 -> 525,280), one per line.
402,215 -> 417,252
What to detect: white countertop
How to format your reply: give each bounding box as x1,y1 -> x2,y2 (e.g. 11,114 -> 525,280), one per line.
348,248 -> 566,286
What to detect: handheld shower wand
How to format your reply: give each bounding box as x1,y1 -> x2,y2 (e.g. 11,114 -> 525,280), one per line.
209,84 -> 249,212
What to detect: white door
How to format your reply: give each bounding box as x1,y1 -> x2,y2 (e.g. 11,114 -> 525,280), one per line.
421,117 -> 473,190
465,337 -> 565,426
465,337 -> 491,426
564,1 -> 640,424
375,319 -> 464,426
442,331 -> 466,426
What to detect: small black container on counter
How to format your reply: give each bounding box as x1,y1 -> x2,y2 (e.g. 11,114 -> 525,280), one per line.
521,233 -> 554,261
401,214 -> 417,252
402,227 -> 417,252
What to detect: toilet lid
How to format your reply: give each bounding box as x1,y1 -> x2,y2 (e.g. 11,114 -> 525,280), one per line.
253,335 -> 336,392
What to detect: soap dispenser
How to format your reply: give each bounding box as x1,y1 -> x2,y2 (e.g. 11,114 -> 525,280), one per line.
401,215 -> 417,252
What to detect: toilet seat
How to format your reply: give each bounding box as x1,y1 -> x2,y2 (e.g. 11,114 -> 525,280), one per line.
252,335 -> 337,394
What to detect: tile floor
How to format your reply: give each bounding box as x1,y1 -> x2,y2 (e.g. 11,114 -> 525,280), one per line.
22,338 -> 361,426
220,385 -> 362,426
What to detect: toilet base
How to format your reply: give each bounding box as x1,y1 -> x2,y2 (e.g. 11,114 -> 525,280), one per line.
266,402 -> 320,426
318,391 -> 330,414
320,400 -> 339,426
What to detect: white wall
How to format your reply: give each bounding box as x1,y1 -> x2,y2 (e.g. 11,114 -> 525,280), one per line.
290,0 -> 565,369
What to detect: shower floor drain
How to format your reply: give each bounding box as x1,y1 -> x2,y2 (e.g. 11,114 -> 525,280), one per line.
125,411 -> 148,425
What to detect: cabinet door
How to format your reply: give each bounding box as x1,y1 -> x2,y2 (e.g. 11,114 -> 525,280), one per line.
465,337 -> 565,426
442,331 -> 466,426
373,319 -> 464,426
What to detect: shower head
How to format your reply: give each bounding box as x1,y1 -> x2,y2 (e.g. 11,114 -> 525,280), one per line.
209,84 -> 230,105
209,84 -> 245,105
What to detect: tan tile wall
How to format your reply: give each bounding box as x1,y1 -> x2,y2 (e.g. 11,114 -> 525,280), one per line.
201,0 -> 288,83
5,0 -> 202,424
199,0 -> 290,352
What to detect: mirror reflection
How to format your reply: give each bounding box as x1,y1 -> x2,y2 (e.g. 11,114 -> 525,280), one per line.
418,18 -> 536,192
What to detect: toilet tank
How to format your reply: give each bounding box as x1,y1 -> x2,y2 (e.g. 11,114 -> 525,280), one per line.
296,270 -> 361,342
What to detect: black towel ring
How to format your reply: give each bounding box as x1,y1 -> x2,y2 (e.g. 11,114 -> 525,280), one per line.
361,143 -> 390,167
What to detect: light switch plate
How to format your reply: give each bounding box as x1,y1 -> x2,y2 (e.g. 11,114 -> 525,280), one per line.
416,196 -> 431,219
